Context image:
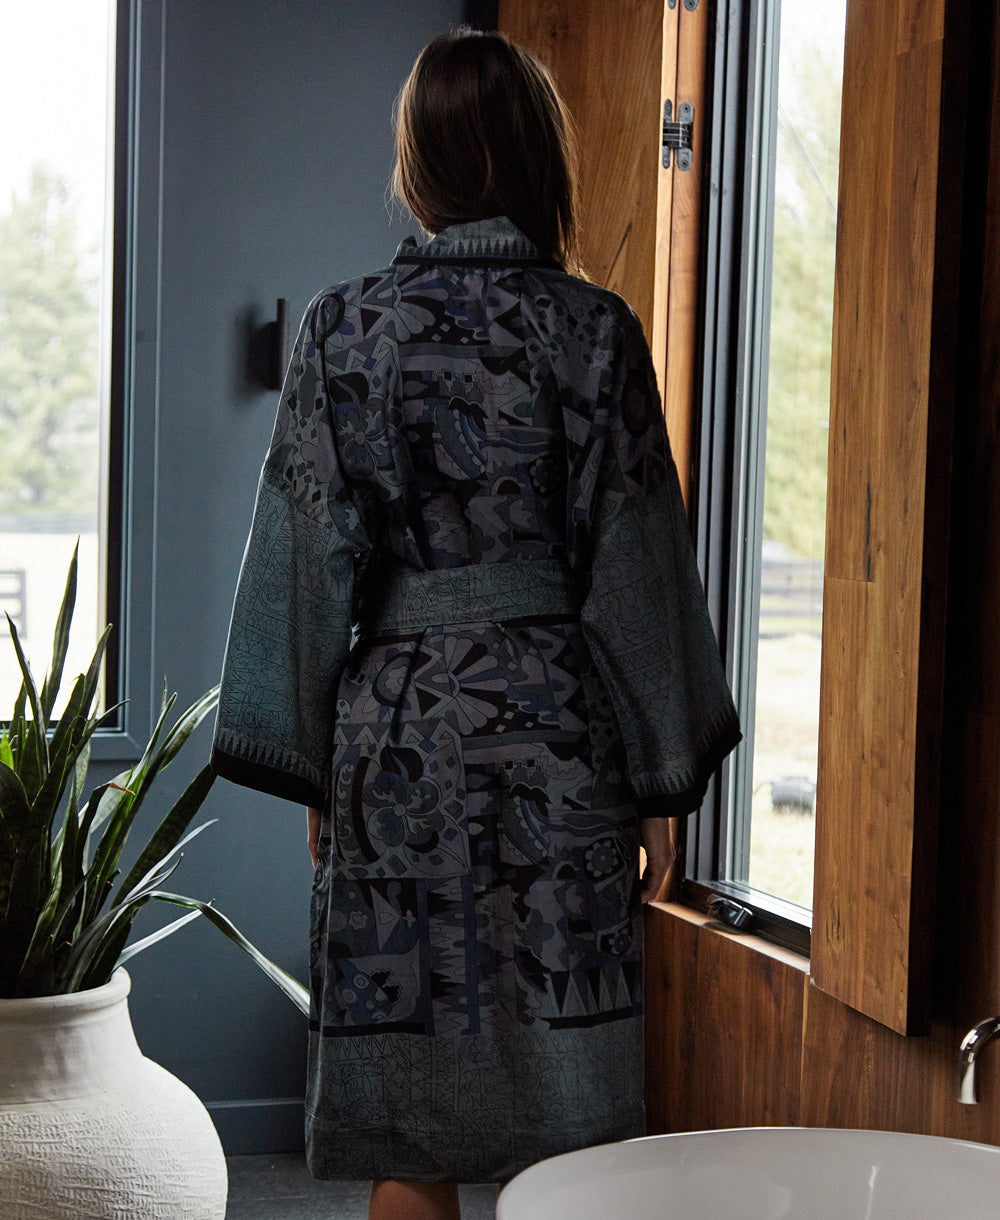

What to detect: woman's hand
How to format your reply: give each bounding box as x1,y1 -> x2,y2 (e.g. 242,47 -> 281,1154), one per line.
307,806 -> 322,869
639,817 -> 676,904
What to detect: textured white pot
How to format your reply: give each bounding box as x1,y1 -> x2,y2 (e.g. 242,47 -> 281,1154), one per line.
0,969 -> 227,1219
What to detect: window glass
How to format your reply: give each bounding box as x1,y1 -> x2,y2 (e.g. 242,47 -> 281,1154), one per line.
744,0 -> 845,908
0,0 -> 116,710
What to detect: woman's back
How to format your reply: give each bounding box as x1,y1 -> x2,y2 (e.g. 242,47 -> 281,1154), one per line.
319,217 -> 638,577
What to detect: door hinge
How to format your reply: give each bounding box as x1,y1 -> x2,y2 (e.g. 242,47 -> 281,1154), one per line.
662,100 -> 694,170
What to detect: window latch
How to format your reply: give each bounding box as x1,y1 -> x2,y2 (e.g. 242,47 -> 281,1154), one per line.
706,893 -> 754,932
662,99 -> 694,171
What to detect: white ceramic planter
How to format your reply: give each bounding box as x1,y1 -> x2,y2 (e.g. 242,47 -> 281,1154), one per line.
0,969 -> 227,1219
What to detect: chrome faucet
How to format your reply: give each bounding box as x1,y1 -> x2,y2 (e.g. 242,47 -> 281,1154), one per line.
958,1018 -> 1000,1104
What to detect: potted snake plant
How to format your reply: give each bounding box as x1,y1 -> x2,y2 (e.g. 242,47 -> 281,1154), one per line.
0,545 -> 308,1219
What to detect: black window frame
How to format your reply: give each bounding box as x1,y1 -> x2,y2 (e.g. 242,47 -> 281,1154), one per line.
0,0 -> 156,759
91,0 -> 164,761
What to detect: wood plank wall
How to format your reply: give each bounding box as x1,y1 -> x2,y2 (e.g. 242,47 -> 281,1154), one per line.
646,0 -> 1000,1143
645,908 -> 805,1134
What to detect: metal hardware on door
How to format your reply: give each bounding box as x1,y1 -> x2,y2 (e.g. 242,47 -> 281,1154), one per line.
662,100 -> 694,170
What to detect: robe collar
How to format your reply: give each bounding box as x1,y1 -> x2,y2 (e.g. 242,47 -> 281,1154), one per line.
393,216 -> 558,268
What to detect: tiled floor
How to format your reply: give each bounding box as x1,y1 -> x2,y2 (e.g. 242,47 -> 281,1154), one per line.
224,1155 -> 498,1219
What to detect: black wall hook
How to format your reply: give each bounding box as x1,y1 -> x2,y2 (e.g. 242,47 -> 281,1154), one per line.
248,298 -> 290,391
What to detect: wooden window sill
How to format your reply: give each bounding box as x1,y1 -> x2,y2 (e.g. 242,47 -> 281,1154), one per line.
647,900 -> 810,973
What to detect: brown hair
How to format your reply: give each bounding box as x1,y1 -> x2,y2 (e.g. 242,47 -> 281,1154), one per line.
393,29 -> 581,272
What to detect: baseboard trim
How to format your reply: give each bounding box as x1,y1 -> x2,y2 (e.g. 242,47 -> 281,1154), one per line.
207,1097 -> 305,1156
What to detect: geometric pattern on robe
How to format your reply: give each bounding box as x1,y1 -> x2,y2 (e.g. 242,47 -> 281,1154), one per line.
212,217 -> 740,1182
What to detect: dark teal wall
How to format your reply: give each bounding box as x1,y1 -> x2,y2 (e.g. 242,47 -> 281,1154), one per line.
111,0 -> 467,1155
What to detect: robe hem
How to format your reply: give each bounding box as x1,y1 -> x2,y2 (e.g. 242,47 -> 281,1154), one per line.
304,1107 -> 646,1185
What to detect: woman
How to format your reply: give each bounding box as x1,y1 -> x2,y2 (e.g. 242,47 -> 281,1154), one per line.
213,28 -> 739,1220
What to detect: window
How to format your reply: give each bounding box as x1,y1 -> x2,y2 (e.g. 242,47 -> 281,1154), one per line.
684,0 -> 846,935
0,0 -> 120,714
742,0 -> 845,909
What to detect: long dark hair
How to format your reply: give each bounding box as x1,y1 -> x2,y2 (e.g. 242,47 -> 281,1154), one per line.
393,29 -> 581,272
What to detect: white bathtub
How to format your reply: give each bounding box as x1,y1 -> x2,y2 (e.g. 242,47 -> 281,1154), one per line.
496,1127 -> 1000,1219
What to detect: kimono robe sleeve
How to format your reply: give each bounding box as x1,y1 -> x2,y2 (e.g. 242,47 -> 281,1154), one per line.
580,312 -> 741,813
212,294 -> 371,808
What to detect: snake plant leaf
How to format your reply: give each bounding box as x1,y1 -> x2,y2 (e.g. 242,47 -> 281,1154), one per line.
50,757 -> 84,894
83,690 -> 178,871
114,908 -> 203,966
81,779 -> 135,923
67,739 -> 91,821
0,729 -> 13,770
61,856 -> 185,993
0,762 -> 42,924
12,679 -> 26,724
83,688 -> 221,925
31,738 -> 80,843
117,766 -> 217,900
72,624 -> 114,726
151,891 -> 311,1016
45,633 -> 115,775
1,831 -> 54,995
36,868 -> 90,966
74,831 -> 215,993
52,739 -> 90,868
0,763 -> 32,935
42,542 -> 78,706
121,819 -> 217,900
52,743 -> 96,916
17,847 -> 69,994
77,819 -> 211,992
56,782 -> 115,957
38,539 -> 78,721
35,821 -> 214,995
0,760 -> 31,827
5,614 -> 48,783
76,779 -> 109,873
84,771 -> 133,855
8,680 -> 28,774
132,685 -> 178,782
150,685 -> 221,772
84,780 -> 158,923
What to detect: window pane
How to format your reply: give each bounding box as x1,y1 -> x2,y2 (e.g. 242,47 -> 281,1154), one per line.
0,0 -> 115,711
746,0 -> 845,907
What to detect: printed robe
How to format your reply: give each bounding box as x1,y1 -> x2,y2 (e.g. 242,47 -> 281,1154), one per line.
212,217 -> 740,1182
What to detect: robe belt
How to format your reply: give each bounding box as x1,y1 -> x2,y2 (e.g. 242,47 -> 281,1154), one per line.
363,559 -> 584,632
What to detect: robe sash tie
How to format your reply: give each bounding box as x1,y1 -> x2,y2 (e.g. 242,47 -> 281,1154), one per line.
363,559 -> 583,632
